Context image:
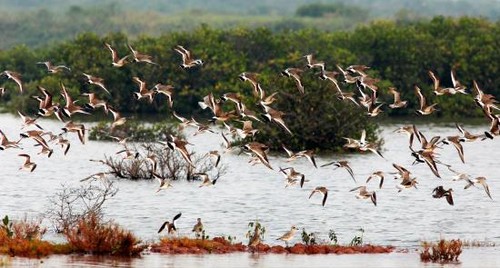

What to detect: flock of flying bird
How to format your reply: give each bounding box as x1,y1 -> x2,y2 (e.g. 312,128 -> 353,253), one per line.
1,42 -> 498,246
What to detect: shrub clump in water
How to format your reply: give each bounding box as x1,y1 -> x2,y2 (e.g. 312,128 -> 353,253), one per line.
420,238 -> 462,263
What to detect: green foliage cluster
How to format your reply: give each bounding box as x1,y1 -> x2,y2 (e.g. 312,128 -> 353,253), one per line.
88,121 -> 180,142
301,228 -> 317,245
349,228 -> 365,246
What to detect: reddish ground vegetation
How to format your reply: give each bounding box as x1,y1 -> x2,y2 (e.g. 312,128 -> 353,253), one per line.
253,243 -> 394,254
151,237 -> 248,254
420,239 -> 462,263
151,237 -> 394,255
64,213 -> 144,256
0,218 -> 71,257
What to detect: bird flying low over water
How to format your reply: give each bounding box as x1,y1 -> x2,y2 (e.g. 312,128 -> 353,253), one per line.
440,135 -> 465,163
321,160 -> 355,182
153,173 -> 173,193
392,163 -> 419,192
394,124 -> 420,150
366,171 -> 384,189
279,167 -> 306,188
61,121 -> 86,145
455,123 -> 486,142
18,154 -> 37,172
465,177 -> 493,200
18,111 -> 43,130
432,186 -> 454,206
158,212 -> 182,235
309,186 -> 328,206
0,129 -> 21,150
243,142 -> 273,170
350,186 -> 377,206
282,144 -> 317,168
195,173 -> 219,187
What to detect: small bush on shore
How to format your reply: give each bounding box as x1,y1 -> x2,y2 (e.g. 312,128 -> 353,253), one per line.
420,238 -> 462,263
0,216 -> 64,257
64,213 -> 144,256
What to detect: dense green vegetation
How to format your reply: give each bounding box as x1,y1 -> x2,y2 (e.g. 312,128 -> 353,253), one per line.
0,16 -> 498,150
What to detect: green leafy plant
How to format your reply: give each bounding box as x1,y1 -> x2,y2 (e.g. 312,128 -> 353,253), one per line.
328,229 -> 338,245
226,235 -> 236,244
1,216 -> 13,238
301,228 -> 317,245
200,230 -> 210,240
246,220 -> 266,244
350,228 -> 364,246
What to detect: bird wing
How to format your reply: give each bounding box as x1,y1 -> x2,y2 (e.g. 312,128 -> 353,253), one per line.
158,221 -> 168,233
173,212 -> 182,223
481,181 -> 493,200
415,86 -> 426,110
345,164 -> 356,182
322,191 -> 328,207
305,154 -> 317,168
446,193 -> 454,206
371,192 -> 377,206
423,154 -> 441,178
105,43 -> 119,62
282,144 -> 294,158
273,116 -> 293,135
450,139 -> 465,163
360,129 -> 366,144
428,70 -> 440,90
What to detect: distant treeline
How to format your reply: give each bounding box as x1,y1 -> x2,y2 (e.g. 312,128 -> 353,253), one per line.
1,0 -> 500,49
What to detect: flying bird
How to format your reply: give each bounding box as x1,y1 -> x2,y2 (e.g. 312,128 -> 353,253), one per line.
309,186 -> 329,206
432,186 -> 454,205
174,45 -> 203,69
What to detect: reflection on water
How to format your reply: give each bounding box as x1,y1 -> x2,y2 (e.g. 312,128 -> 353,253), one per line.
6,247 -> 500,267
1,113 -> 500,265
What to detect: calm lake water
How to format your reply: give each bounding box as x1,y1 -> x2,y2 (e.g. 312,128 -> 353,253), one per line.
1,113 -> 499,266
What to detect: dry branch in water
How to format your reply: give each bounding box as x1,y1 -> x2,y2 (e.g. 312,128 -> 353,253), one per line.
45,180 -> 118,233
92,143 -> 226,181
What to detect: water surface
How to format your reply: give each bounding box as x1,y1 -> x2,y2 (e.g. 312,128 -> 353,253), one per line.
1,113 -> 499,251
